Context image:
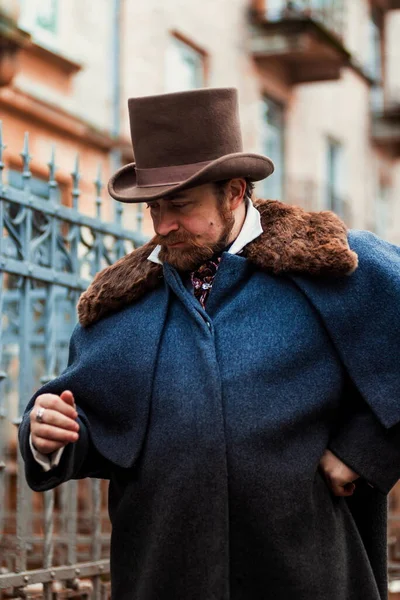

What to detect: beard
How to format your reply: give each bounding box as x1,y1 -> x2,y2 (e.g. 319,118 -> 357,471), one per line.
154,202 -> 235,272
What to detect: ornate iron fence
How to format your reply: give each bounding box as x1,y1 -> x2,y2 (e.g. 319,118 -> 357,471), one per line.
0,122 -> 146,599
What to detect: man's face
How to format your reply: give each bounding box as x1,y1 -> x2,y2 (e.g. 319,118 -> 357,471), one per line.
147,182 -> 236,271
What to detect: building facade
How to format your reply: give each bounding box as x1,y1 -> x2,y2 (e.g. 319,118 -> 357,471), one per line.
1,0 -> 400,595
1,0 -> 400,240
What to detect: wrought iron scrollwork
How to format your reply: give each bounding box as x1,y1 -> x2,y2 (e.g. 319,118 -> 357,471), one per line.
0,122 -> 147,597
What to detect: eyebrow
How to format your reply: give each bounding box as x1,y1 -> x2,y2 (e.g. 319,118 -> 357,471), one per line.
147,194 -> 190,205
167,194 -> 189,201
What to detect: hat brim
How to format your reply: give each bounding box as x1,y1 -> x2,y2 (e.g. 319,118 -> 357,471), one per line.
107,153 -> 274,203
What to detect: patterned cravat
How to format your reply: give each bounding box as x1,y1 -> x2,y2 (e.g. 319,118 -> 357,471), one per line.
190,255 -> 223,309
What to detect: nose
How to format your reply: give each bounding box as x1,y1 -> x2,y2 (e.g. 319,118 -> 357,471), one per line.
153,209 -> 179,237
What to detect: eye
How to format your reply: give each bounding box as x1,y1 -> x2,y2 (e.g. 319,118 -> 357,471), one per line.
171,202 -> 192,210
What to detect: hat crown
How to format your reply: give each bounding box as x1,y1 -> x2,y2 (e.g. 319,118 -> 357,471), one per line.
108,86 -> 274,203
128,88 -> 243,169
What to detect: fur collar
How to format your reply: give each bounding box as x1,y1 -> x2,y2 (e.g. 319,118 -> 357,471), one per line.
77,199 -> 358,327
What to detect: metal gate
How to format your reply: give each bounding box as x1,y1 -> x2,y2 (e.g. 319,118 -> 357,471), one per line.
0,122 -> 146,599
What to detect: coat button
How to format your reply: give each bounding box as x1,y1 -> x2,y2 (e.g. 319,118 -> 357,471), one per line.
206,321 -> 211,328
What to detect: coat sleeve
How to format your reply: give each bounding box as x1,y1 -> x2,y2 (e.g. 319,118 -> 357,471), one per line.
18,408 -> 111,493
29,434 -> 66,471
292,230 -> 400,493
18,305 -> 157,470
293,229 -> 400,430
18,323 -> 112,491
327,387 -> 400,495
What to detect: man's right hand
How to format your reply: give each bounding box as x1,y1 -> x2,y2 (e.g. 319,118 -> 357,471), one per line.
30,390 -> 80,455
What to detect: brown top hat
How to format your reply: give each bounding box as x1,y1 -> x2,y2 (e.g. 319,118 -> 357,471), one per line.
108,87 -> 274,203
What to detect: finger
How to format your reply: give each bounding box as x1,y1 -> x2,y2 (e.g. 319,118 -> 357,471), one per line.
31,408 -> 79,433
33,423 -> 79,444
60,390 -> 76,409
35,394 -> 77,420
32,437 -> 71,455
320,470 -> 356,497
331,481 -> 356,497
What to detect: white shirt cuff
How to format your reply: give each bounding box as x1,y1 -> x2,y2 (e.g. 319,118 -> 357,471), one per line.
29,434 -> 65,472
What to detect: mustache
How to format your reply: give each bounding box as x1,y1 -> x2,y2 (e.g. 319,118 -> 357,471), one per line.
153,232 -> 202,247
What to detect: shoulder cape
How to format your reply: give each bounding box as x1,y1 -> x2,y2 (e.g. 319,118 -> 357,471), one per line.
21,200 -> 400,469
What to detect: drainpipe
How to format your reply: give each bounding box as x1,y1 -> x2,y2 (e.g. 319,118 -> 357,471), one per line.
110,0 -> 123,221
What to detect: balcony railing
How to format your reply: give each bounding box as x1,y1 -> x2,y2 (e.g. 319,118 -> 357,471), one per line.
371,89 -> 400,157
283,178 -> 353,228
250,0 -> 350,84
264,0 -> 345,41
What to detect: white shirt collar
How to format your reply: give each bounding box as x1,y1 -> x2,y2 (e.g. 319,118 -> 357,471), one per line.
147,197 -> 263,265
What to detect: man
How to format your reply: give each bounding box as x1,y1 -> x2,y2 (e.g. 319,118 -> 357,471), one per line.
19,88 -> 400,600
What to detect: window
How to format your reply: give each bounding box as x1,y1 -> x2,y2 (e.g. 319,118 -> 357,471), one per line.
366,10 -> 382,81
165,36 -> 205,93
265,0 -> 285,20
375,181 -> 390,239
259,97 -> 284,200
19,0 -> 58,48
366,9 -> 384,112
325,138 -> 344,215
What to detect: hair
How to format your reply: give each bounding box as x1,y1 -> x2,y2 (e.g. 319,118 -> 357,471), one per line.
213,178 -> 255,203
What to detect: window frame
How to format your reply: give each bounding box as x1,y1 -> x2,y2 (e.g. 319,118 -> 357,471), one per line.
19,0 -> 59,50
325,136 -> 345,215
259,95 -> 285,201
165,32 -> 207,93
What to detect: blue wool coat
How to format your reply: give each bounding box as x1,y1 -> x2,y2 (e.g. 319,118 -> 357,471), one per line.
19,200 -> 400,600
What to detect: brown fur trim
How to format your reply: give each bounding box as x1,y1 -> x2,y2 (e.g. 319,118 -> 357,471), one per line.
245,199 -> 358,276
77,199 -> 358,327
77,241 -> 163,327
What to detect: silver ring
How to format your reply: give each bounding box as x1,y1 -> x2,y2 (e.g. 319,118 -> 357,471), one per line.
36,407 -> 45,423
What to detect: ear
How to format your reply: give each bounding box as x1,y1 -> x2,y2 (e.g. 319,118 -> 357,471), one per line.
227,178 -> 247,210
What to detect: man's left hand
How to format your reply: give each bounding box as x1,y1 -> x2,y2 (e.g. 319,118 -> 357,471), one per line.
319,449 -> 360,497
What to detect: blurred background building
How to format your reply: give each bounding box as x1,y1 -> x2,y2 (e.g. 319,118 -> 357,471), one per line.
1,0 -> 400,240
1,0 -> 400,597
